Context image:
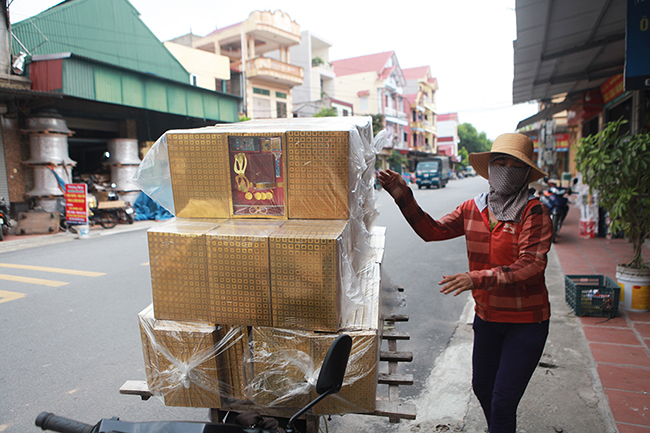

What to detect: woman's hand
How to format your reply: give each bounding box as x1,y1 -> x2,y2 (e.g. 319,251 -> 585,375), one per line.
378,169 -> 408,199
439,273 -> 474,296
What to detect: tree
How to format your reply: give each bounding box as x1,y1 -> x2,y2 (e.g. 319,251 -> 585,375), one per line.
314,107 -> 337,117
458,147 -> 469,168
371,114 -> 384,137
458,123 -> 492,154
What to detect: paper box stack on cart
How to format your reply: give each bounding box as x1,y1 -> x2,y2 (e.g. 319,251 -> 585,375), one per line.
133,117 -> 389,413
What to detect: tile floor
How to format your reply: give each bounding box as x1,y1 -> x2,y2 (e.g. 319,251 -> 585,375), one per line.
553,206 -> 650,432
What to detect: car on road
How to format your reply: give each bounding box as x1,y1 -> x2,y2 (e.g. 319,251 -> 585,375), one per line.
463,166 -> 477,177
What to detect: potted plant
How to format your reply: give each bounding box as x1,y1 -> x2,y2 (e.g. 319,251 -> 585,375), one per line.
575,118 -> 650,312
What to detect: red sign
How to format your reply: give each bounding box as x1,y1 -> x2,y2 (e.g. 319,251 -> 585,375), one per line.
531,137 -> 539,151
555,133 -> 570,152
600,74 -> 624,105
65,183 -> 88,225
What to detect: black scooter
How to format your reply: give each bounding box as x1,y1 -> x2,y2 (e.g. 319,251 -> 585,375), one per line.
35,334 -> 352,433
0,197 -> 10,241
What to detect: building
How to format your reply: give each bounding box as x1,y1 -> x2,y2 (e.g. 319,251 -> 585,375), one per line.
513,0 -> 631,181
190,10 -> 304,120
3,0 -> 239,215
403,66 -> 438,154
290,30 -> 343,117
331,51 -> 409,166
436,113 -> 459,160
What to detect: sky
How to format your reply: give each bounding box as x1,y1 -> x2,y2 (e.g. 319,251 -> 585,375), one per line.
8,0 -> 539,140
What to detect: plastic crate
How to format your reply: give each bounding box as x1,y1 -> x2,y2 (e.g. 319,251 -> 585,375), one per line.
565,275 -> 620,317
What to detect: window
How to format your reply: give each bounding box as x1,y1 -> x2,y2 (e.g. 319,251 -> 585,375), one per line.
360,96 -> 368,111
277,101 -> 287,118
276,91 -> 287,99
190,73 -> 198,86
342,109 -> 349,116
253,87 -> 270,96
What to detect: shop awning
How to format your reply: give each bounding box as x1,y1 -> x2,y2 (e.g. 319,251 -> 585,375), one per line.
516,95 -> 577,129
513,0 -> 626,105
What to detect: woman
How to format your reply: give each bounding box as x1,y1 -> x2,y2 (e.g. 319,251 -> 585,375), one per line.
378,133 -> 552,433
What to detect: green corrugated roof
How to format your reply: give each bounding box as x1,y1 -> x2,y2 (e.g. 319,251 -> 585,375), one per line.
12,0 -> 189,83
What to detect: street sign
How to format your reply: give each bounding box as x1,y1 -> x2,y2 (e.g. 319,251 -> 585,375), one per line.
625,0 -> 650,90
64,183 -> 88,225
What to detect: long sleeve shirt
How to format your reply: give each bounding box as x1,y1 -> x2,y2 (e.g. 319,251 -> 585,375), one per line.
395,188 -> 553,323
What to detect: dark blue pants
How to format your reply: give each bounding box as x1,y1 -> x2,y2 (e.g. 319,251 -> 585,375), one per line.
472,315 -> 549,433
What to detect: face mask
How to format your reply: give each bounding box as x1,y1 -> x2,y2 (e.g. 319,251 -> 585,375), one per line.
488,164 -> 530,195
487,156 -> 531,222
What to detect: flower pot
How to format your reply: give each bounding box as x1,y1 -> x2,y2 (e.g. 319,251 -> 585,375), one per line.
616,265 -> 650,313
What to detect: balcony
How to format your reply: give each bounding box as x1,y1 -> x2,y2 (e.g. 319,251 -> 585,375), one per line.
422,95 -> 436,113
239,57 -> 304,87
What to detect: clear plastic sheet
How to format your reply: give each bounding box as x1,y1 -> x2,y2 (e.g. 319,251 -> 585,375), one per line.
139,262 -> 384,414
138,304 -> 249,408
134,118 -> 398,413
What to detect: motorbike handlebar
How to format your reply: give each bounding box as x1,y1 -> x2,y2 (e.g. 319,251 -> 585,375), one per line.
35,412 -> 95,433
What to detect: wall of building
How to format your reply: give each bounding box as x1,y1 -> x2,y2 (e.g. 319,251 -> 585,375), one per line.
334,71 -> 377,115
164,42 -> 231,91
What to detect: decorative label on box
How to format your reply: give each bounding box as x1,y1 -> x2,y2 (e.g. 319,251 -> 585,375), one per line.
227,134 -> 286,218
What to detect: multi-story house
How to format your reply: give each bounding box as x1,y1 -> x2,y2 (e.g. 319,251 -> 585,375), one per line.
436,113 -> 460,161
403,66 -> 438,154
164,36 -> 232,93
332,51 -> 409,150
190,10 -> 304,119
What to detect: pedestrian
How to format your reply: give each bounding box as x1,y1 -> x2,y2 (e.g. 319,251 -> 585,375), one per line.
378,133 -> 552,433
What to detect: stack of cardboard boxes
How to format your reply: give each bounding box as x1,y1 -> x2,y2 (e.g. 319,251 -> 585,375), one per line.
137,117 -> 385,414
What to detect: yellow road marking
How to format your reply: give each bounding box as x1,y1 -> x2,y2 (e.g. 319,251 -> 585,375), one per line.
0,274 -> 68,287
0,290 -> 27,304
0,263 -> 105,277
141,262 -> 149,266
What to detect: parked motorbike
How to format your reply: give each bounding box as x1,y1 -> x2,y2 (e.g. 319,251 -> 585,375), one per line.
0,197 -> 10,241
35,334 -> 352,433
540,179 -> 573,243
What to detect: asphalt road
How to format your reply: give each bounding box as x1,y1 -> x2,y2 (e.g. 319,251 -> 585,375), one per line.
0,174 -> 489,432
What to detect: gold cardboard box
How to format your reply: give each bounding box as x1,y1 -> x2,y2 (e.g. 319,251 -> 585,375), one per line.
138,304 -> 223,408
214,324 -> 250,401
248,326 -> 379,414
269,220 -> 351,332
285,130 -> 349,219
166,124 -> 355,220
311,330 -> 379,414
167,133 -> 231,219
206,220 -> 284,327
148,218 -> 224,322
248,327 -> 313,408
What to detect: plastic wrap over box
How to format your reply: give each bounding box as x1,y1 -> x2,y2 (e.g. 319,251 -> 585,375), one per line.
139,304 -> 250,406
243,261 -> 382,414
130,117 -> 382,227
148,216 -> 370,331
269,219 -> 354,332
147,218 -> 225,322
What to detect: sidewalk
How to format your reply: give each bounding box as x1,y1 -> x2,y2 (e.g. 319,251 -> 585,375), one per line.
553,206 -> 650,433
0,219 -> 160,254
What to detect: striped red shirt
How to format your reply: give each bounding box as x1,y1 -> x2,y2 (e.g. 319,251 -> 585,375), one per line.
395,188 -> 552,323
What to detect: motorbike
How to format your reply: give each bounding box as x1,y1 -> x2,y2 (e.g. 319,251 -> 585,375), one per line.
35,334 -> 352,433
0,197 -> 10,241
539,179 -> 573,243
